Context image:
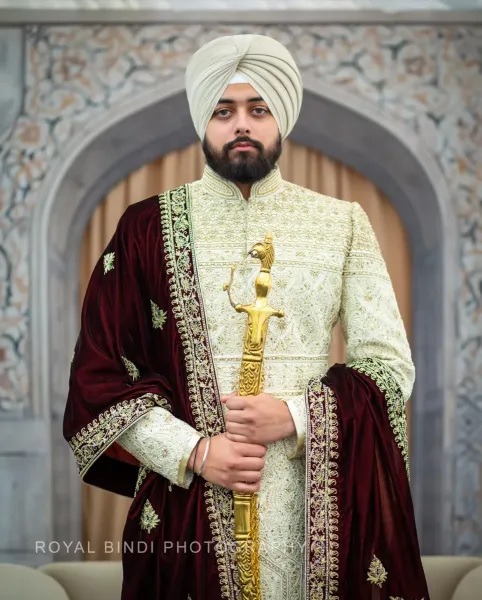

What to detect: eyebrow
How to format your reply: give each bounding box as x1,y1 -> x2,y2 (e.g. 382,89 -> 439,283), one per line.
217,96 -> 264,104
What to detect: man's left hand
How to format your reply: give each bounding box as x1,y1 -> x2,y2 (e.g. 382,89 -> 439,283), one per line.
221,392 -> 296,446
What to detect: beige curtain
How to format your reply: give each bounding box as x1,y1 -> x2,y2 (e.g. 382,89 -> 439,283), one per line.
79,140 -> 412,560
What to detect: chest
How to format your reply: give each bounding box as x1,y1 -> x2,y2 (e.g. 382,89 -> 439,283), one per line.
189,188 -> 350,356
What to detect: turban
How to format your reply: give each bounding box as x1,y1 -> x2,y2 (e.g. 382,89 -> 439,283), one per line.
185,34 -> 303,140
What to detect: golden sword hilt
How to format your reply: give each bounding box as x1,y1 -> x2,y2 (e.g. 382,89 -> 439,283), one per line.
223,233 -> 284,600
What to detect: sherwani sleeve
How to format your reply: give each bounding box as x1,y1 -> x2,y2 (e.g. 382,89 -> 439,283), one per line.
117,407 -> 202,489
341,201 -> 415,402
282,395 -> 306,459
64,204 -> 200,496
285,201 -> 414,461
301,202 -> 428,598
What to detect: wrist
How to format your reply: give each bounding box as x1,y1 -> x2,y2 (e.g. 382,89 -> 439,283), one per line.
281,401 -> 296,438
196,437 -> 211,477
188,437 -> 205,472
283,395 -> 306,459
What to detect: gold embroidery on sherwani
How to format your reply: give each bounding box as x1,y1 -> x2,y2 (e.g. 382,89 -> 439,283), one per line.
367,555 -> 388,587
140,499 -> 160,533
122,356 -> 140,382
305,379 -> 340,600
69,393 -> 167,477
151,300 -> 167,330
350,357 -> 410,479
159,185 -> 239,599
103,251 -> 115,274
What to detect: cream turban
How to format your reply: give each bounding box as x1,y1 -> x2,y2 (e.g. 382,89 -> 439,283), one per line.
185,34 -> 303,140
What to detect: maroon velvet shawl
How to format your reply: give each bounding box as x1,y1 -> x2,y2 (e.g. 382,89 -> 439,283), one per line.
64,185 -> 429,600
306,364 -> 429,600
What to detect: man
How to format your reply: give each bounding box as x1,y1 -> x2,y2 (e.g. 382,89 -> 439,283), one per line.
64,34 -> 430,600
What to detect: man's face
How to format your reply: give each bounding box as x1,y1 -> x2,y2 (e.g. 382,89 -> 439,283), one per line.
203,83 -> 282,184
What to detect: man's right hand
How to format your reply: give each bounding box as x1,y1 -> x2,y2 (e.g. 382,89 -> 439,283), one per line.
189,433 -> 266,493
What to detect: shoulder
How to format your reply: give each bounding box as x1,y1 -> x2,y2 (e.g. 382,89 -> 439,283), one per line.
116,194 -> 159,229
282,180 -> 352,213
281,181 -> 354,236
117,183 -> 190,232
280,182 -> 376,253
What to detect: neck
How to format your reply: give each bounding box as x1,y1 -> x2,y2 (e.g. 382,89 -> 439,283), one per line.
236,182 -> 252,200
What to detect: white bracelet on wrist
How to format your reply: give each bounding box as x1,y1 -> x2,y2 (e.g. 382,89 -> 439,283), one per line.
196,437 -> 211,476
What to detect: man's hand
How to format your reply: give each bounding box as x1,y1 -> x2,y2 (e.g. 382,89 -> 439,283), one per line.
188,433 -> 266,493
220,392 -> 296,446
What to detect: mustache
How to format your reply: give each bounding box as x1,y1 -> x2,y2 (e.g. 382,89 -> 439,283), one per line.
225,136 -> 263,152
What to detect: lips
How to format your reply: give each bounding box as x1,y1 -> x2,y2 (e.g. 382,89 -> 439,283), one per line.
232,142 -> 255,150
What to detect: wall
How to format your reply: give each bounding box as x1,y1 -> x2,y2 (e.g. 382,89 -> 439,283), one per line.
0,23 -> 480,562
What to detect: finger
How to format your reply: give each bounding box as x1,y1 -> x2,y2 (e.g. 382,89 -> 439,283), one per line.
236,458 -> 265,471
237,443 -> 267,458
226,421 -> 245,434
226,433 -> 249,443
234,471 -> 262,483
225,410 -> 248,424
232,481 -> 260,494
224,396 -> 247,410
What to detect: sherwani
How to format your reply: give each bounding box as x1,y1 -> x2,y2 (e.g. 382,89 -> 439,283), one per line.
115,165 -> 415,600
64,165 -> 429,600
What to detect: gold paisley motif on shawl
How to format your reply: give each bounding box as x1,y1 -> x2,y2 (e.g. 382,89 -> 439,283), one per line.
122,356 -> 140,382
151,300 -> 168,330
367,554 -> 388,587
134,465 -> 150,498
140,499 -> 160,533
103,251 -> 115,274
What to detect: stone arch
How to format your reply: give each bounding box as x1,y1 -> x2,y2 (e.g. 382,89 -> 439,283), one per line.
30,74 -> 457,558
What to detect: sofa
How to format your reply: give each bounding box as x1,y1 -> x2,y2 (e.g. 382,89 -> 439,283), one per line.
1,557 -> 482,599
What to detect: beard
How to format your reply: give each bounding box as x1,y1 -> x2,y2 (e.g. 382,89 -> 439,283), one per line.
202,134 -> 282,185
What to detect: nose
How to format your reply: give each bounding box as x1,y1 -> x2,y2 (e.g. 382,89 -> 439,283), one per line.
235,125 -> 251,136
234,111 -> 251,137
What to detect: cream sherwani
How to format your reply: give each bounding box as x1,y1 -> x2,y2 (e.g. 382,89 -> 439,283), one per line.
118,165 -> 414,600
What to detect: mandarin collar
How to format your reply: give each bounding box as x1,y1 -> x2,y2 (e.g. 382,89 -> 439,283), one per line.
200,164 -> 284,200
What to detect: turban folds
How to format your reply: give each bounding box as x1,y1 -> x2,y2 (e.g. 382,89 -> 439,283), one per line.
185,34 -> 303,140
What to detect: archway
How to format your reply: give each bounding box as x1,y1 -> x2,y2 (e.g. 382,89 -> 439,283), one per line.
30,75 -> 457,558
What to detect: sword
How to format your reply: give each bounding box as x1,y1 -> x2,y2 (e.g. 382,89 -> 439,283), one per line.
223,233 -> 284,600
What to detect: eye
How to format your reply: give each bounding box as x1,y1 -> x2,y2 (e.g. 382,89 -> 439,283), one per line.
215,108 -> 231,118
252,107 -> 269,116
